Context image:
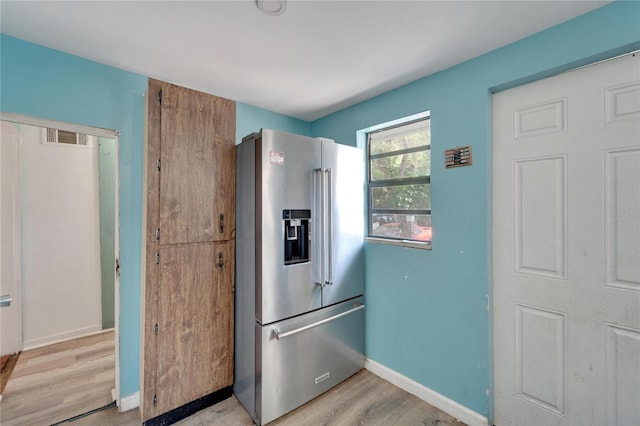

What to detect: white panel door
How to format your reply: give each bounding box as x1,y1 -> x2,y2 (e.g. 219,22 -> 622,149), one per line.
0,121 -> 23,356
493,53 -> 640,426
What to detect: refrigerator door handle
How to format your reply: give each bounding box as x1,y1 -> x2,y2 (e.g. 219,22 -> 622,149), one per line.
325,168 -> 333,286
273,302 -> 365,340
314,167 -> 326,287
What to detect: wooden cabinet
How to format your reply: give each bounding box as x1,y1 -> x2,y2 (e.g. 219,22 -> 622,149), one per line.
142,79 -> 235,421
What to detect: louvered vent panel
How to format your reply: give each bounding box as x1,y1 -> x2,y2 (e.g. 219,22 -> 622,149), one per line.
45,128 -> 57,143
58,130 -> 77,144
42,128 -> 89,147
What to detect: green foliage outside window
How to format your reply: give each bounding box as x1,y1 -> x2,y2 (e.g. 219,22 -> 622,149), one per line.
368,119 -> 431,242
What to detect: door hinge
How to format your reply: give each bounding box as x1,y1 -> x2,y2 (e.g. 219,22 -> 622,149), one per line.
154,323 -> 158,335
158,90 -> 162,104
157,159 -> 161,171
153,393 -> 157,406
115,258 -> 120,277
155,228 -> 160,241
155,252 -> 160,265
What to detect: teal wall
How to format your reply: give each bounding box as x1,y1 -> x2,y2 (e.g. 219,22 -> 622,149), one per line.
236,102 -> 310,143
310,1 -> 640,416
98,137 -> 117,329
0,33 -> 313,398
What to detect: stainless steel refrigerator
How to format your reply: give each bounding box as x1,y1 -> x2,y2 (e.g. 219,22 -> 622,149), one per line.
234,129 -> 365,425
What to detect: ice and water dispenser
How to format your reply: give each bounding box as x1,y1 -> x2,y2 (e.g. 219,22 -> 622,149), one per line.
283,209 -> 311,265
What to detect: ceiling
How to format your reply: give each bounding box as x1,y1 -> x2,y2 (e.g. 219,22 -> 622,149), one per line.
1,1 -> 609,121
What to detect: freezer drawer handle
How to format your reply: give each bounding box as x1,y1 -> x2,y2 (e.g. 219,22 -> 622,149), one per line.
273,302 -> 364,340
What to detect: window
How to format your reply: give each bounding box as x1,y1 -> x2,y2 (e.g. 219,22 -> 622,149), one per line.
367,117 -> 431,244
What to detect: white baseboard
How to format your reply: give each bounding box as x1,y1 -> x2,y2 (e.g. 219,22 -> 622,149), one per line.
23,324 -> 103,350
365,358 -> 488,426
119,391 -> 140,412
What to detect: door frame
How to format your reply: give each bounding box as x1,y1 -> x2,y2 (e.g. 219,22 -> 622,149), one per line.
1,121 -> 23,356
0,112 -> 122,407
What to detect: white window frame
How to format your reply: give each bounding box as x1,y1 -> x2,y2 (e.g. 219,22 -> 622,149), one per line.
357,111 -> 432,250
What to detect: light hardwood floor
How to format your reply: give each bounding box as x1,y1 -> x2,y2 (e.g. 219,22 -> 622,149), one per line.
76,369 -> 466,426
0,330 -> 115,426
1,331 -> 466,426
1,353 -> 20,395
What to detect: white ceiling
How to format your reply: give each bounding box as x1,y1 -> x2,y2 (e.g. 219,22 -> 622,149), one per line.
1,1 -> 609,121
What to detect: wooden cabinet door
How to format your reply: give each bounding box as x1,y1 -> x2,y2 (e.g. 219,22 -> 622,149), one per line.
143,79 -> 236,420
159,83 -> 235,244
155,242 -> 234,413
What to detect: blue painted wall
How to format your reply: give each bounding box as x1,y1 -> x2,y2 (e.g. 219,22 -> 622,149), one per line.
236,102 -> 310,143
0,34 -> 310,398
310,1 -> 640,416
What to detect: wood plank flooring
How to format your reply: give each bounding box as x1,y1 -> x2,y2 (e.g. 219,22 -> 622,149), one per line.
0,330 -> 115,426
1,353 -> 20,395
1,330 -> 466,426
75,370 -> 466,426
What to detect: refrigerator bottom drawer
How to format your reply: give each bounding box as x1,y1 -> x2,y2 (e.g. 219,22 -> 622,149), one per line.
257,296 -> 365,425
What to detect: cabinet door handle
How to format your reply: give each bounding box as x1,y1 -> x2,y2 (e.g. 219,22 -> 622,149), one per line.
1,294 -> 12,308
219,214 -> 225,233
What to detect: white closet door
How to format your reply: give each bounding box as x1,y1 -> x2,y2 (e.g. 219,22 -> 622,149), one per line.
493,53 -> 640,426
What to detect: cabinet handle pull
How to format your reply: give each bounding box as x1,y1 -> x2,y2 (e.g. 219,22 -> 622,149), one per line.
219,214 -> 225,233
218,252 -> 224,269
0,294 -> 13,308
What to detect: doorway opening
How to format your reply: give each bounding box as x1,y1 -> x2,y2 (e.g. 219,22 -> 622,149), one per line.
0,113 -> 120,424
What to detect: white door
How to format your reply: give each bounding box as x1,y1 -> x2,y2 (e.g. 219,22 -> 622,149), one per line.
493,53 -> 640,426
1,121 -> 23,357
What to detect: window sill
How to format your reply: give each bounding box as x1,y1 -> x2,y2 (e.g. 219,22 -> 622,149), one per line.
365,237 -> 432,250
